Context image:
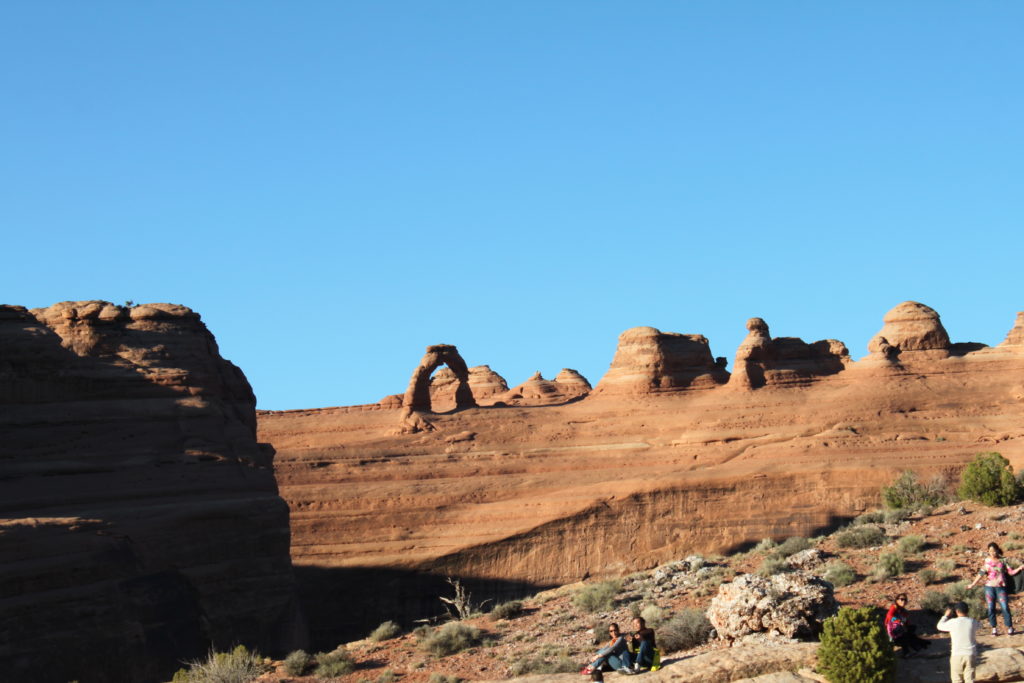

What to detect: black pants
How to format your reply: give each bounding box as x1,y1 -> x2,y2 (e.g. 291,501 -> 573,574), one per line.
893,624 -> 930,653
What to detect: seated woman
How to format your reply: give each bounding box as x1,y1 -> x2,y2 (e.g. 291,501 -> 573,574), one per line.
628,616 -> 657,671
581,622 -> 631,674
884,593 -> 931,657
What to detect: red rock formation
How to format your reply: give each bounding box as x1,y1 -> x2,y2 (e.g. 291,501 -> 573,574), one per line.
0,301 -> 302,683
500,369 -> 591,406
730,317 -> 850,389
260,302 -> 1024,645
593,326 -> 729,396
873,300 -> 951,359
1001,312 -> 1024,347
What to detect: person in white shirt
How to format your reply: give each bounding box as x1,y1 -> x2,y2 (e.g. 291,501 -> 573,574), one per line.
937,602 -> 980,683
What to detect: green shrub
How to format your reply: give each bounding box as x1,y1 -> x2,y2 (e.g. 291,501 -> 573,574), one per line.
883,508 -> 912,524
882,471 -> 948,510
369,620 -> 401,642
918,568 -> 939,585
920,590 -> 947,614
377,670 -> 398,683
489,600 -> 524,621
944,581 -> 987,620
640,604 -> 666,626
314,649 -> 355,677
823,562 -> 856,587
572,580 -> 621,613
936,559 -> 956,578
959,452 -> 1019,506
419,622 -> 483,657
283,649 -> 312,676
657,609 -> 714,652
757,555 -> 789,577
855,510 -> 885,525
871,552 -> 904,581
176,645 -> 266,683
774,536 -> 812,558
817,607 -> 895,683
428,675 -> 462,683
507,648 -> 576,676
898,534 -> 926,555
752,537 -> 778,553
836,525 -> 886,549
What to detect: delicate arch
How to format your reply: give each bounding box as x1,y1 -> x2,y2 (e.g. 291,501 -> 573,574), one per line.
402,344 -> 476,412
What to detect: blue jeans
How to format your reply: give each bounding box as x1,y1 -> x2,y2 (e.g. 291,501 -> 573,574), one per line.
633,640 -> 653,668
985,586 -> 1012,629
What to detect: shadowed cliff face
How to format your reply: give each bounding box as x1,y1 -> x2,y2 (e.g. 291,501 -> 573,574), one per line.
0,302 -> 304,683
261,304 -> 1024,639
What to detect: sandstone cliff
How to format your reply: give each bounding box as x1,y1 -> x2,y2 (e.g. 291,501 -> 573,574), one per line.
260,302 -> 1024,645
0,301 -> 302,683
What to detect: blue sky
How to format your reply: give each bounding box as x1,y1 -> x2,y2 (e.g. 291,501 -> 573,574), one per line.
3,2 -> 1022,409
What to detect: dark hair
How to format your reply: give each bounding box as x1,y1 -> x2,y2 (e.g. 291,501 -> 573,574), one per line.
633,616 -> 646,628
894,593 -> 908,603
989,542 -> 1004,557
608,623 -> 620,632
953,601 -> 969,615
590,670 -> 604,682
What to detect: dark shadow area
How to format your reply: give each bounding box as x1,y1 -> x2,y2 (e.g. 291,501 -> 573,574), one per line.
0,305 -> 302,683
949,342 -> 989,357
293,565 -> 553,650
720,514 -> 857,556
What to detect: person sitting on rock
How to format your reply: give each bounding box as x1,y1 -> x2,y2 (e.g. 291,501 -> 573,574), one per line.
627,616 -> 657,671
968,542 -> 1021,636
581,622 -> 631,675
884,593 -> 931,657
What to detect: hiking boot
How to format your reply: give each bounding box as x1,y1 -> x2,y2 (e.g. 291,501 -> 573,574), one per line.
993,628 -> 999,636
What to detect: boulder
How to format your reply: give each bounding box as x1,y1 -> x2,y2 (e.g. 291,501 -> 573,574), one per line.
594,326 -> 729,396
873,301 -> 951,358
707,572 -> 838,640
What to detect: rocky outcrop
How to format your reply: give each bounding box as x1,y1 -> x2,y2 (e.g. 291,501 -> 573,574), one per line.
1001,313 -> 1024,347
261,301 -> 1024,642
0,302 -> 301,683
593,326 -> 729,396
402,344 -> 475,412
429,364 -> 510,410
707,572 -> 838,641
730,318 -> 849,390
872,301 -> 951,360
501,369 -> 591,406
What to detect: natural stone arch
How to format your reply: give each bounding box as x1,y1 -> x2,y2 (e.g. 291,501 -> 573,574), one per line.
402,344 -> 476,412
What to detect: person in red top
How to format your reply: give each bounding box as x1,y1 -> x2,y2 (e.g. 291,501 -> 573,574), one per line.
968,542 -> 1022,636
884,593 -> 931,657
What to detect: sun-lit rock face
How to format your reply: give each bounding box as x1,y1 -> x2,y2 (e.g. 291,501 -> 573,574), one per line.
730,317 -> 850,389
593,326 -> 730,396
1001,312 -> 1024,347
874,301 -> 951,357
260,301 -> 1024,646
0,301 -> 302,683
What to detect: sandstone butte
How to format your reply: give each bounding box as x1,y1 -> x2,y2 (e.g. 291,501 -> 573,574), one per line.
0,302 -> 304,683
257,302 -> 1024,650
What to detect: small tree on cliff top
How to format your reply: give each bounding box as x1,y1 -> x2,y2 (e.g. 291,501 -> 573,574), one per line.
817,607 -> 894,683
958,452 -> 1019,507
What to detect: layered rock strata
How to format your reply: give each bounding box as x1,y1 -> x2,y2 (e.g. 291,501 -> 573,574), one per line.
593,326 -> 730,396
0,302 -> 301,683
261,302 -> 1024,644
501,369 -> 591,406
730,318 -> 850,389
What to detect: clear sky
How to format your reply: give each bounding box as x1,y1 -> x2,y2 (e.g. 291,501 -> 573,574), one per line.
3,2 -> 1022,410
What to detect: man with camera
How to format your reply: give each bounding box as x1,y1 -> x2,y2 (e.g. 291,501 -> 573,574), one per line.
937,602 -> 980,683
